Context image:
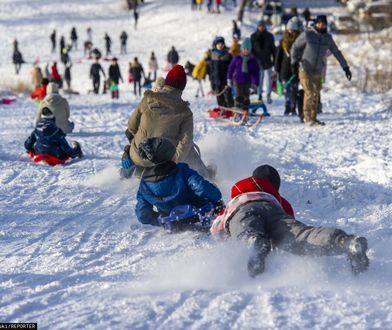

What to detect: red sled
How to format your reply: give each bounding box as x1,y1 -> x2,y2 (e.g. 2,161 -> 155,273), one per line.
28,151 -> 68,166
208,106 -> 263,128
1,98 -> 16,105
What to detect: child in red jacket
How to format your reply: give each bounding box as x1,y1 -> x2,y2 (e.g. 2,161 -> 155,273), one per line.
211,165 -> 369,278
31,78 -> 49,102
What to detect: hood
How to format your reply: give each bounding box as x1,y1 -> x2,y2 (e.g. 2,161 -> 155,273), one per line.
36,118 -> 59,137
140,168 -> 181,201
231,177 -> 279,199
41,93 -> 64,110
144,87 -> 190,115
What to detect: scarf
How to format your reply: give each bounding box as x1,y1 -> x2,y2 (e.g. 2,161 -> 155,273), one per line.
241,55 -> 250,74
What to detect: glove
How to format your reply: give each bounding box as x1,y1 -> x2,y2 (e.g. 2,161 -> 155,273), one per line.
120,145 -> 135,179
125,129 -> 134,144
213,200 -> 225,216
291,63 -> 299,77
343,67 -> 352,81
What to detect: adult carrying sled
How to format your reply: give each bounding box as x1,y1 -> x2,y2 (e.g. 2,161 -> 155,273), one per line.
158,203 -> 214,233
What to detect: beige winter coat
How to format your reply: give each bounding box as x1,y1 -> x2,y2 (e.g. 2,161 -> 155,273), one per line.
32,66 -> 43,89
127,85 -> 193,167
36,83 -> 73,134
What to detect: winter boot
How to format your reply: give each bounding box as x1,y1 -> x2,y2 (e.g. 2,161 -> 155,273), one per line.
284,104 -> 291,116
347,236 -> 369,275
72,141 -> 83,158
267,94 -> 272,104
247,236 -> 271,278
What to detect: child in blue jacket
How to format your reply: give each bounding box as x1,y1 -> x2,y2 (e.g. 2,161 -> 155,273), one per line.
24,107 -> 83,161
135,137 -> 223,226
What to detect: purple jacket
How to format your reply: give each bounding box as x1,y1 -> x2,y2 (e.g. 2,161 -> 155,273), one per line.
228,55 -> 260,85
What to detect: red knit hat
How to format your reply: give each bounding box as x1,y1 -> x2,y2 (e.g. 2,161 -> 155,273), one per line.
165,64 -> 187,91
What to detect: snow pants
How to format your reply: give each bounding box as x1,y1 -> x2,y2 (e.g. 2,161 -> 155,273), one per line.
229,201 -> 348,256
299,71 -> 322,123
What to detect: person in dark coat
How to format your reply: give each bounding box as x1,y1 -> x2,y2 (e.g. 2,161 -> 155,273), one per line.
275,17 -> 302,115
70,27 -> 78,50
50,29 -> 56,53
167,46 -> 179,69
210,36 -> 234,108
211,164 -> 370,278
250,20 -> 276,103
90,58 -> 106,94
227,37 -> 259,110
130,57 -> 145,96
135,137 -> 223,226
59,36 -> 65,56
104,33 -> 112,56
120,31 -> 128,54
24,107 -> 83,160
108,57 -> 123,98
133,9 -> 139,30
61,47 -> 70,66
64,63 -> 72,90
12,47 -> 24,75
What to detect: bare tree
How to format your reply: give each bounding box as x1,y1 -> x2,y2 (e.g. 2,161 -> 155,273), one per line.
237,0 -> 248,22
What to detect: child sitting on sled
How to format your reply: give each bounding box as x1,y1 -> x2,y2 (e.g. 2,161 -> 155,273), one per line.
24,107 -> 83,165
211,164 -> 370,277
135,137 -> 223,226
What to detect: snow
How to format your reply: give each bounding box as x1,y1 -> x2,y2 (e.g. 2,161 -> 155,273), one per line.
1,0 -> 392,329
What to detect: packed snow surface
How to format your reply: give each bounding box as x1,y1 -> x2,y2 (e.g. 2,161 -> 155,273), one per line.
0,0 -> 391,329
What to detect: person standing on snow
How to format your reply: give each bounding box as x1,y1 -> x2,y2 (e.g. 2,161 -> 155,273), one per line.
121,64 -> 214,180
210,164 -> 370,278
108,57 -> 123,98
130,57 -> 145,96
192,52 -> 209,98
64,63 -> 72,91
31,78 -> 49,103
250,20 -> 276,104
12,40 -> 24,75
291,15 -> 351,126
275,16 -> 302,116
70,27 -> 78,50
50,29 -> 56,53
90,58 -> 106,94
167,46 -> 179,70
32,64 -> 43,89
50,62 -> 63,88
210,36 -> 234,108
59,36 -> 65,57
148,51 -> 158,82
36,82 -> 74,134
120,31 -> 128,55
104,33 -> 112,56
134,137 -> 223,226
227,37 -> 259,110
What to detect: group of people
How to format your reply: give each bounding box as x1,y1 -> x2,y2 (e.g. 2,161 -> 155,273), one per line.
191,0 -> 237,13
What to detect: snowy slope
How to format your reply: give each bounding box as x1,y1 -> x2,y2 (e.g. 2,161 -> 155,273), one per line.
1,0 -> 392,329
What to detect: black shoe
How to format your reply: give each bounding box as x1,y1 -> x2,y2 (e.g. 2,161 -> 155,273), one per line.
347,236 -> 369,275
72,141 -> 83,158
309,119 -> 325,126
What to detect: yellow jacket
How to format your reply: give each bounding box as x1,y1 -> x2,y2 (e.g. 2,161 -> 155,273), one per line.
192,58 -> 208,81
229,41 -> 241,57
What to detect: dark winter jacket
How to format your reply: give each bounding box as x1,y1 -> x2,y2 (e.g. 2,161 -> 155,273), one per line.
108,64 -> 123,84
120,32 -> 128,44
64,65 -> 72,82
291,27 -> 348,75
12,51 -> 24,64
275,31 -> 300,81
90,63 -> 105,80
24,118 -> 76,159
71,28 -> 78,41
136,162 -> 222,225
130,62 -> 144,82
210,48 -> 232,88
167,49 -> 179,65
228,55 -> 260,85
250,29 -> 276,70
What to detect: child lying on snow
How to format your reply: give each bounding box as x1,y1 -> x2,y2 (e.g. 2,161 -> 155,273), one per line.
24,107 -> 83,163
210,164 -> 370,277
135,137 -> 223,226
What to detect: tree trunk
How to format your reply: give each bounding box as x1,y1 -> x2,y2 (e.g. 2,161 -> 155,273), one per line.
237,0 -> 248,22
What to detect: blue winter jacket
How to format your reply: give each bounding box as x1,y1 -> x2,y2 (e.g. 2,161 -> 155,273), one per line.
24,118 -> 76,159
136,163 -> 222,226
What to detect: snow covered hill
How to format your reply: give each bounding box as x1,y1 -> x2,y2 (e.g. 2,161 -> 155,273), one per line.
0,0 -> 391,329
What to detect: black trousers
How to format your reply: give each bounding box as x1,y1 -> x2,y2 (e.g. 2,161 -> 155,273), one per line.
134,80 -> 141,96
93,78 -> 100,94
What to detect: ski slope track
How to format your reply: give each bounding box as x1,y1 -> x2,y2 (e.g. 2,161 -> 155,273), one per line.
0,0 -> 391,329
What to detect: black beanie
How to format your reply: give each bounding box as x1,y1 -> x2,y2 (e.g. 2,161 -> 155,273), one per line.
138,137 -> 176,164
252,164 -> 281,191
315,15 -> 327,25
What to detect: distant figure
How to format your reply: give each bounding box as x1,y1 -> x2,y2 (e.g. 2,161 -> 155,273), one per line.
192,52 -> 209,98
86,27 -> 93,42
12,44 -> 24,75
232,20 -> 241,40
32,64 -> 43,89
64,63 -> 72,91
167,46 -> 179,70
134,9 -> 139,30
61,47 -> 70,66
70,27 -> 78,50
130,57 -> 145,96
303,7 -> 311,26
50,29 -> 56,53
59,36 -> 65,56
120,31 -> 128,54
31,78 -> 49,102
148,51 -> 158,81
51,62 -> 62,88
90,58 -> 106,94
108,57 -> 123,98
104,33 -> 112,56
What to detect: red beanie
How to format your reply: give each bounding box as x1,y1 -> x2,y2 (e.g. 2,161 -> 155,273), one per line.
165,64 -> 187,91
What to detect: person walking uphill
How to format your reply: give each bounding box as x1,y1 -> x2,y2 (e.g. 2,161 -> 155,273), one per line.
227,37 -> 259,110
211,165 -> 370,278
135,137 -> 223,226
90,58 -> 106,94
251,20 -> 276,104
291,15 -> 352,126
108,57 -> 123,97
123,64 -> 213,179
130,57 -> 145,96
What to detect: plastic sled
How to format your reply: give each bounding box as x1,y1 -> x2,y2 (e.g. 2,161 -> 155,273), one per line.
28,151 -> 68,166
1,98 -> 16,105
158,203 -> 213,233
208,106 -> 264,128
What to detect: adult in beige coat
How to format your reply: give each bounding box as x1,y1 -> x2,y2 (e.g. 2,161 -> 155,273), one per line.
126,65 -> 212,178
32,64 -> 43,89
36,82 -> 74,134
